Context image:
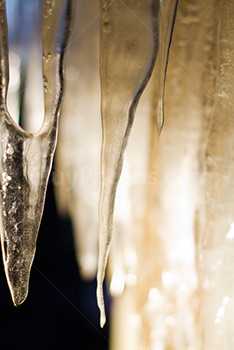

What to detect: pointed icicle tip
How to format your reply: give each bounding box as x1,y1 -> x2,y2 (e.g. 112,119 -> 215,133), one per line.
13,298 -> 25,307
97,282 -> 106,327
8,279 -> 28,308
100,313 -> 106,328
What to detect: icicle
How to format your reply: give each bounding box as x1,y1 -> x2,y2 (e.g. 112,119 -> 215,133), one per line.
197,0 -> 234,347
109,69 -> 154,350
152,0 -> 178,134
97,0 -> 160,327
55,0 -> 101,279
110,0 -> 219,347
0,0 -> 71,306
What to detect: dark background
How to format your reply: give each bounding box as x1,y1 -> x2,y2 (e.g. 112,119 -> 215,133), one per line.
0,172 -> 110,349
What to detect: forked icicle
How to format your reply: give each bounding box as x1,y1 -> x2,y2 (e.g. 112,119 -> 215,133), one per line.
97,0 -> 160,327
0,0 -> 72,306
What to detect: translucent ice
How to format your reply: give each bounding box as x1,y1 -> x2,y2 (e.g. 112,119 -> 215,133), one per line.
196,0 -> 234,347
110,0 -> 212,347
151,0 -> 179,134
55,0 -> 101,279
97,0 -> 160,327
0,0 -> 71,306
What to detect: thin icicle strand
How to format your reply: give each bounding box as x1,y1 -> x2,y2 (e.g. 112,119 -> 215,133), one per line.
97,0 -> 160,327
153,0 -> 179,134
0,0 -> 72,306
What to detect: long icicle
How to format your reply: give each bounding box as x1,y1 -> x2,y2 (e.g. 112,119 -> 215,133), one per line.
0,0 -> 72,306
97,0 -> 160,327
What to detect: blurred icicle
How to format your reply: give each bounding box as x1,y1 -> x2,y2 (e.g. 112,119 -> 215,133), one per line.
138,0 -> 214,347
97,0 -> 160,327
6,1 -> 43,130
0,0 -> 71,306
55,0 -> 101,279
110,0 -> 218,347
196,0 -> 234,348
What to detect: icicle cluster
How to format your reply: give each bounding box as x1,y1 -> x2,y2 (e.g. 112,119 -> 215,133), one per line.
2,0 -> 234,349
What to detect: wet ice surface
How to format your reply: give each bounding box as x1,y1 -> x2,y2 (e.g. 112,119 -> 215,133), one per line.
0,116 -> 56,305
197,1 -> 234,348
0,0 -> 71,306
110,0 -> 234,348
151,0 -> 179,134
97,0 -> 160,327
1,0 -> 234,347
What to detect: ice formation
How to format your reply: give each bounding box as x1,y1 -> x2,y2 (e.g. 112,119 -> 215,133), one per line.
2,0 -> 234,348
55,0 -> 101,279
109,0 -> 234,348
96,0 -> 162,327
0,0 -> 71,306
